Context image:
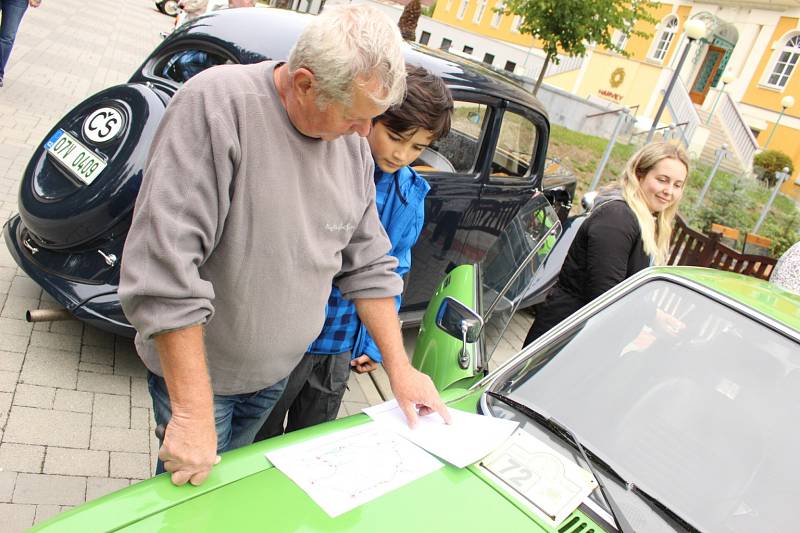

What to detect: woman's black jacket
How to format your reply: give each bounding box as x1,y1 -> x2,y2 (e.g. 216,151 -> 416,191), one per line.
525,198 -> 651,344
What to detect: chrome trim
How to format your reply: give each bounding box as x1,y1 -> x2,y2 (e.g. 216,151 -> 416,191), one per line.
23,238 -> 39,255
97,250 -> 117,267
483,221 -> 561,320
474,262 -> 483,372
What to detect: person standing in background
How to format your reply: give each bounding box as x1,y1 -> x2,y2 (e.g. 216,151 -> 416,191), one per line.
0,0 -> 41,88
524,142 -> 690,346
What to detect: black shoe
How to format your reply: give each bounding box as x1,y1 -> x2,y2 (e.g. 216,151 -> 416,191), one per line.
0,79 -> 4,87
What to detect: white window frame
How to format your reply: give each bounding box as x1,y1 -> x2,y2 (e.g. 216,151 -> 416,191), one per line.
445,0 -> 453,11
612,29 -> 628,52
490,2 -> 504,28
473,0 -> 487,24
650,15 -> 678,62
511,15 -> 522,33
457,0 -> 469,20
764,33 -> 800,90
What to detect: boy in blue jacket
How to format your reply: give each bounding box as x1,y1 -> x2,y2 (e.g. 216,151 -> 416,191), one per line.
257,66 -> 453,438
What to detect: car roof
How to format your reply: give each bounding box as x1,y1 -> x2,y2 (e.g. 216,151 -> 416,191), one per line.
161,6 -> 548,118
652,266 -> 800,332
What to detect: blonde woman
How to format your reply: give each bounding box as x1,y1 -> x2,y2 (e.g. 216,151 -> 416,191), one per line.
524,142 -> 689,346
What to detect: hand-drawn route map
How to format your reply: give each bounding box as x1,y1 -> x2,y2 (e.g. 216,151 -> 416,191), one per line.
266,422 -> 443,517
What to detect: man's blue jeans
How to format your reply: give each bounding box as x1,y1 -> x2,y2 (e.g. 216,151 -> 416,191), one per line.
0,0 -> 29,80
147,371 -> 288,475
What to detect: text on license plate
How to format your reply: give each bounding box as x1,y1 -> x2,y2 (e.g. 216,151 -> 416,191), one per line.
44,129 -> 107,185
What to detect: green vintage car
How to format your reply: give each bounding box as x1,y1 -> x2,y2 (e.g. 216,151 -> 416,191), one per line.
34,194 -> 800,532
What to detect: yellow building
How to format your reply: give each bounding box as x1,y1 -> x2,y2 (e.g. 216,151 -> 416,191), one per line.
432,0 -> 800,199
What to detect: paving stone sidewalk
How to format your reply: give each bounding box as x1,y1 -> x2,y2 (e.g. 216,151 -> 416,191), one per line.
0,2 -> 533,530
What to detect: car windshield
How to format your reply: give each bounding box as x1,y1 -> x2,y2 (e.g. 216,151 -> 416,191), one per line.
489,279 -> 800,532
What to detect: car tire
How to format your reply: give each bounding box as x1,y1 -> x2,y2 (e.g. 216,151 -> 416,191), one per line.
18,83 -> 167,249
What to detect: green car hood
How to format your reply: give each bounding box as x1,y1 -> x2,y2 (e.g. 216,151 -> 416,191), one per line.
34,392 -> 607,533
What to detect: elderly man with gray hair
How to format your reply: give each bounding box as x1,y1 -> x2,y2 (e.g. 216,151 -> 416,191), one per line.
119,4 -> 450,488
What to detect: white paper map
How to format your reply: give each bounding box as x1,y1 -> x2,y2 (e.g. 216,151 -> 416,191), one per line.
265,422 -> 443,517
363,399 -> 519,468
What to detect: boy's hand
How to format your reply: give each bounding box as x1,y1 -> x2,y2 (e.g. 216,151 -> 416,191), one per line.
351,355 -> 378,374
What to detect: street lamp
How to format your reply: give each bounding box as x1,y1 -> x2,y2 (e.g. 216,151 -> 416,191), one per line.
753,167 -> 791,234
646,19 -> 707,143
763,95 -> 795,149
705,71 -> 735,125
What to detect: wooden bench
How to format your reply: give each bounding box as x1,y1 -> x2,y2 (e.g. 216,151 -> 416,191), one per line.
742,233 -> 772,256
710,223 -> 740,248
669,215 -> 777,281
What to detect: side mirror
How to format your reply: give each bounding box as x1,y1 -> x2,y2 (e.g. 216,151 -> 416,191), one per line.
435,297 -> 483,343
467,111 -> 481,124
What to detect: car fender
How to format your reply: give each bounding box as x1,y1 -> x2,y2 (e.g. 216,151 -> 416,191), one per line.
19,83 -> 166,249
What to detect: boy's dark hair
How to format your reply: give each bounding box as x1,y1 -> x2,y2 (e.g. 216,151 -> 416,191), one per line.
376,65 -> 453,141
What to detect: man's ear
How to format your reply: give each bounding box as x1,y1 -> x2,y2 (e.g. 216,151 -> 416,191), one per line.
290,68 -> 316,101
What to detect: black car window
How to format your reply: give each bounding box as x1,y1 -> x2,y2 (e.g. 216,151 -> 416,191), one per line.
157,48 -> 232,84
491,109 -> 537,179
414,100 -> 489,174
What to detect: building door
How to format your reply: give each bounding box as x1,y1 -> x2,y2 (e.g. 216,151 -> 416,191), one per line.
689,45 -> 725,104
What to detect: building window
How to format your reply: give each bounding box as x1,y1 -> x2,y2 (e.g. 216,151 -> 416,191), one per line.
484,53 -> 495,65
473,0 -> 486,24
420,31 -> 431,45
456,0 -> 469,20
511,15 -> 522,33
463,45 -> 474,55
441,38 -> 452,51
651,15 -> 678,62
612,30 -> 628,52
504,60 -> 516,73
767,33 -> 800,89
445,0 -> 453,11
490,2 -> 504,28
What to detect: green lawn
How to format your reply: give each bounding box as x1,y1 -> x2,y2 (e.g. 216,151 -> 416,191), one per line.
547,124 -> 800,257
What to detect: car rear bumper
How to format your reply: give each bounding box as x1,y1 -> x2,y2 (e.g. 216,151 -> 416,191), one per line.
3,215 -> 135,337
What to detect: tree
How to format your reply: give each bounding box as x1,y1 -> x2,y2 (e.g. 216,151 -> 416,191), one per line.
398,0 -> 422,41
501,0 -> 657,94
753,149 -> 794,187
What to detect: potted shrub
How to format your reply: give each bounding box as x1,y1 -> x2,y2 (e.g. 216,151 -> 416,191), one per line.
753,149 -> 794,187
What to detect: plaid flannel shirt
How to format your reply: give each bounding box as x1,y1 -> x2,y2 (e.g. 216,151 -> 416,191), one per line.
307,170 -> 395,355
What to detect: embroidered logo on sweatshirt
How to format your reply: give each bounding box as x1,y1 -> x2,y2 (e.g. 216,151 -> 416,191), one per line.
325,223 -> 356,232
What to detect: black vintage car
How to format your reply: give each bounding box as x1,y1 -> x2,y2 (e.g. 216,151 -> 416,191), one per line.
3,7 -> 575,337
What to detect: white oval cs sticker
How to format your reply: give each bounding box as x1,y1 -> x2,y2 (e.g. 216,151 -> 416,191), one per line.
83,107 -> 124,144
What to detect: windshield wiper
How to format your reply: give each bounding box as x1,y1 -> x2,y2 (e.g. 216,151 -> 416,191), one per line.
486,391 -> 634,533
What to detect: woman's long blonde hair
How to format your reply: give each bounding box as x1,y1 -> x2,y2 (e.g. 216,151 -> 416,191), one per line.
620,142 -> 689,265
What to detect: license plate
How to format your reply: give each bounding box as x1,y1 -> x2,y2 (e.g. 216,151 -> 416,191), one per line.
44,129 -> 107,185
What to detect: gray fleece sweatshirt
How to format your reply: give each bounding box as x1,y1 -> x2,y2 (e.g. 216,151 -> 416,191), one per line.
119,62 -> 402,395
